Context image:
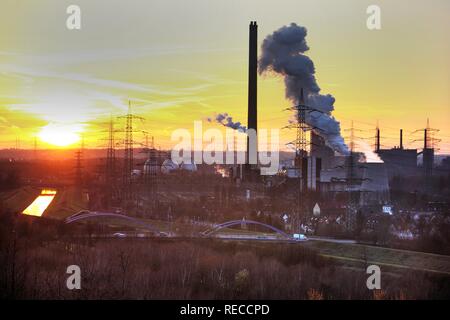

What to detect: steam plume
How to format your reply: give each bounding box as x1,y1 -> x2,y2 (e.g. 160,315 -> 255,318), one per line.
208,113 -> 247,132
259,23 -> 349,155
354,139 -> 383,163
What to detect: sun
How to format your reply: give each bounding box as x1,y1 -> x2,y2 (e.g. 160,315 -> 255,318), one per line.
38,123 -> 82,147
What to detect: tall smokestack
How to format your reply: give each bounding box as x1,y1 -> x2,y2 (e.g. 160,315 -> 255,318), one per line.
400,129 -> 403,149
376,128 -> 380,152
247,21 -> 258,164
424,128 -> 428,149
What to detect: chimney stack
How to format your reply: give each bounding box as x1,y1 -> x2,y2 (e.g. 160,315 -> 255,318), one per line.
400,129 -> 403,149
376,128 -> 380,152
247,21 -> 258,165
424,128 -> 428,149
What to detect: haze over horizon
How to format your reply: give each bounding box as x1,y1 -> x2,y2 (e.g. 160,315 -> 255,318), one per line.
1,0 -> 449,153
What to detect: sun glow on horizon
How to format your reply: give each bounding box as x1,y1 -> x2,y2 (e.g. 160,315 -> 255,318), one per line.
38,123 -> 83,147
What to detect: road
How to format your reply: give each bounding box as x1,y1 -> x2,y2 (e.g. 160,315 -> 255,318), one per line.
308,236 -> 357,244
98,232 -> 358,244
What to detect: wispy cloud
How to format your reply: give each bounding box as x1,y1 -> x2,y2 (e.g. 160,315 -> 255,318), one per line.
1,63 -> 226,98
0,62 -> 227,127
1,64 -> 157,93
0,46 -> 244,67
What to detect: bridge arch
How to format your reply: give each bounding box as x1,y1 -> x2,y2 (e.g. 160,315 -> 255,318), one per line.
65,211 -> 163,235
202,219 -> 291,239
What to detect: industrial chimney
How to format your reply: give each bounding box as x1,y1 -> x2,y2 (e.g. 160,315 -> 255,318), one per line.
400,129 -> 403,149
247,21 -> 258,165
375,128 -> 380,153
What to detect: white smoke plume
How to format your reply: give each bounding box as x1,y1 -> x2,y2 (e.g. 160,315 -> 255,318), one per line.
208,113 -> 247,132
259,23 -> 349,155
354,139 -> 383,163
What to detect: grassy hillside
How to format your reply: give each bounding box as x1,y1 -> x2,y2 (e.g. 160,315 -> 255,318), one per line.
304,240 -> 450,275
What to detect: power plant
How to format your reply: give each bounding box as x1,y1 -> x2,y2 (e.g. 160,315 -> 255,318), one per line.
1,15 -> 449,302
1,0 -> 449,302
84,21 -> 444,236
1,21 -> 447,245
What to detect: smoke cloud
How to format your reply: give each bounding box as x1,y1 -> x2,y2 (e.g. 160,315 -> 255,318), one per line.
259,23 -> 349,155
208,113 -> 247,132
354,139 -> 383,163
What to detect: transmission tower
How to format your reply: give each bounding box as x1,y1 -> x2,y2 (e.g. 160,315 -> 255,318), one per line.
15,137 -> 20,150
374,120 -> 380,152
346,121 -> 358,232
74,138 -> 84,200
341,121 -> 372,234
413,119 -> 439,192
118,101 -> 144,211
122,101 -> 134,206
105,115 -> 117,207
75,151 -> 83,185
33,136 -> 38,160
144,136 -> 159,215
285,88 -> 311,232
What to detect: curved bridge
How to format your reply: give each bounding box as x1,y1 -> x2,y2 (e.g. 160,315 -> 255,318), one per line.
202,219 -> 291,239
65,212 -> 291,240
65,211 -> 163,235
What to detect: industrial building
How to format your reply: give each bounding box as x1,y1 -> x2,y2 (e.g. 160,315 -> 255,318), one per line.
376,129 -> 418,178
320,160 -> 390,206
310,131 -> 335,170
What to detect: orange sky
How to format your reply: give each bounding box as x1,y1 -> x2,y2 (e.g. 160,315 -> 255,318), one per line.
0,0 -> 449,153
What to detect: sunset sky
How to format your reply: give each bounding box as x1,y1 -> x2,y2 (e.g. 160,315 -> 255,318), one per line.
0,0 -> 449,153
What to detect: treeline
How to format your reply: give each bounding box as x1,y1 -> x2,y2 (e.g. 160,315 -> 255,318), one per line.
0,215 -> 449,299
